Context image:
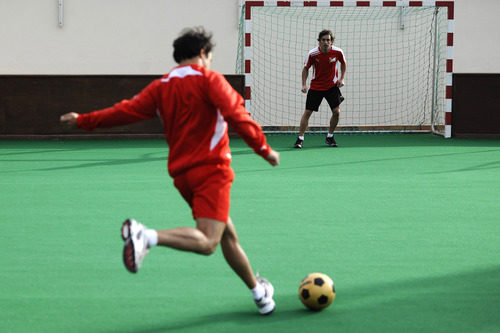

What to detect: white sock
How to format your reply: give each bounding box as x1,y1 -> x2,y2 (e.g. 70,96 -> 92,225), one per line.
327,133 -> 334,138
298,135 -> 304,141
144,229 -> 158,247
251,282 -> 265,300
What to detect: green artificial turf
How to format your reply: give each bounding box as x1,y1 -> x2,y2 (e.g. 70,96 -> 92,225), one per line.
1,134 -> 499,332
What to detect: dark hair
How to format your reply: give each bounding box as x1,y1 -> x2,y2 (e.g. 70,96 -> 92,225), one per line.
173,27 -> 215,63
317,29 -> 335,42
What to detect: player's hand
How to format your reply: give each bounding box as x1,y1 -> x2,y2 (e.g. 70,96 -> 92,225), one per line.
60,112 -> 79,129
266,150 -> 280,167
337,79 -> 345,88
301,85 -> 307,94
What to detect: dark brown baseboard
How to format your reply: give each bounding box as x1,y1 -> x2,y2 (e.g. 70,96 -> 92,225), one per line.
0,74 -> 244,139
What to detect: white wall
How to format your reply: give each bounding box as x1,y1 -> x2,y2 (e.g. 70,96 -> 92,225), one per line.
454,0 -> 500,73
0,0 -> 499,74
0,0 -> 241,74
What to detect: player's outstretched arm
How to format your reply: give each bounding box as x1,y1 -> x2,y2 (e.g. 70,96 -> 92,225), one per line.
60,80 -> 160,131
265,150 -> 280,167
60,112 -> 79,129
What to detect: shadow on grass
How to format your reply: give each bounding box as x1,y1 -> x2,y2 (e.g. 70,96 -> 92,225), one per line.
128,266 -> 499,333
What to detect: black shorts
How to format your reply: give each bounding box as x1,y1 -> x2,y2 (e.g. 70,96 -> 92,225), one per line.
306,86 -> 344,112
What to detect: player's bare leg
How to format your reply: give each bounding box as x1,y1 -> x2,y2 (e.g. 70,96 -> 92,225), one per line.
299,109 -> 314,137
220,217 -> 275,315
326,106 -> 340,147
154,217 -> 275,314
329,106 -> 340,134
220,218 -> 256,288
156,218 -> 225,255
295,109 -> 313,148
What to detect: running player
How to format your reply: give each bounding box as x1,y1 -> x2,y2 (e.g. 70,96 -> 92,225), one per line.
60,27 -> 279,315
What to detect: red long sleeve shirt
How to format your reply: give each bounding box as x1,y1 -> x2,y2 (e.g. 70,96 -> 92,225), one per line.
77,64 -> 271,177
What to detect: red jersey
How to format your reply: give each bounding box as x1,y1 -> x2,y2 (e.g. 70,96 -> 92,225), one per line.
77,64 -> 271,177
304,46 -> 346,91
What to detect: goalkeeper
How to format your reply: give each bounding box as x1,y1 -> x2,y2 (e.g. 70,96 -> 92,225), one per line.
294,29 -> 347,149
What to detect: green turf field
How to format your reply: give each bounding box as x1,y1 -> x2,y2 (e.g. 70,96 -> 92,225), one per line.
1,134 -> 499,332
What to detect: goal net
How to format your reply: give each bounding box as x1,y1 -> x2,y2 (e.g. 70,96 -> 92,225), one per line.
236,1 -> 453,137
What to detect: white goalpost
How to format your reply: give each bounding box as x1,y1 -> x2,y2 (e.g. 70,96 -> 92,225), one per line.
236,1 -> 454,137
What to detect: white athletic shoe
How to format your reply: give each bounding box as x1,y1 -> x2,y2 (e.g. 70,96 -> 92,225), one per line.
121,219 -> 150,273
254,276 -> 276,315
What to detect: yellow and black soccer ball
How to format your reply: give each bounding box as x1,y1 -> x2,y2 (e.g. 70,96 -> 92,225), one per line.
298,272 -> 336,311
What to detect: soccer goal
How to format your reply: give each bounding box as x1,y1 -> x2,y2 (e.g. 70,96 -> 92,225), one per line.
236,1 -> 454,137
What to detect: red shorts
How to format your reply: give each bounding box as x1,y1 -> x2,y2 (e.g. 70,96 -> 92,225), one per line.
173,164 -> 234,223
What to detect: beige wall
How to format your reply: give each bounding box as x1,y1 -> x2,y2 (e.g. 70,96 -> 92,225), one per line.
0,0 -> 498,75
0,0 -> 241,74
454,0 -> 500,73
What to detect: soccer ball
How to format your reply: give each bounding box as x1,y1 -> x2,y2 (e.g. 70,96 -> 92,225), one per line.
298,272 -> 336,311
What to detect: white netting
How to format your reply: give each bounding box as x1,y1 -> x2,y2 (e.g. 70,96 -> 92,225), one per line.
237,4 -> 448,134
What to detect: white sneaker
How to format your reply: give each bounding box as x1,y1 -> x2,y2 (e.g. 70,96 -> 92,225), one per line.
254,276 -> 275,315
121,219 -> 149,273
